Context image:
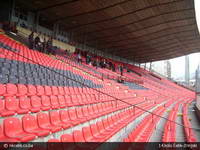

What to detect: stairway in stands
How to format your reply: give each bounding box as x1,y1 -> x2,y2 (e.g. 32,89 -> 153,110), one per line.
0,32 -> 197,147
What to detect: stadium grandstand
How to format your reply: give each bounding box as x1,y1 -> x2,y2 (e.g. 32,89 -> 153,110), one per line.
0,0 -> 200,149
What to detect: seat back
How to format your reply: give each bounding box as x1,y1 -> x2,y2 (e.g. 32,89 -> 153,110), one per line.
49,111 -> 61,124
61,134 -> 74,142
4,117 -> 22,137
22,114 -> 38,131
31,96 -> 42,108
5,96 -> 19,111
19,96 -> 31,109
37,113 -> 50,126
73,130 -> 85,142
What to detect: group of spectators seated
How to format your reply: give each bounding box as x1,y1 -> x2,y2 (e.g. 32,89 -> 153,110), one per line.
28,31 -> 53,54
1,22 -> 126,78
74,49 -> 125,76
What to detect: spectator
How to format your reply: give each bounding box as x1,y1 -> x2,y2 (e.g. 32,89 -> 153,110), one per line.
96,58 -> 100,69
119,65 -> 124,76
86,54 -> 91,64
103,59 -> 106,68
42,37 -> 47,53
108,62 -> 112,70
47,37 -> 53,54
34,34 -> 41,51
92,59 -> 97,67
28,31 -> 34,49
99,59 -> 104,68
112,64 -> 116,72
77,52 -> 82,63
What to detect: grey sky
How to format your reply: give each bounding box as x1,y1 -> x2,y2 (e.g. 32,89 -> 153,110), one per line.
170,53 -> 200,79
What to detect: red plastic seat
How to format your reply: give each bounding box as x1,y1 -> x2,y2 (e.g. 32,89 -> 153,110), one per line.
90,124 -> 105,141
37,112 -> 62,133
36,86 -> 45,96
57,95 -> 66,108
82,127 -> 99,142
22,114 -> 50,137
73,130 -> 85,142
64,95 -> 73,106
76,94 -> 84,105
30,96 -> 41,112
52,86 -> 59,95
64,87 -> 70,95
88,106 -> 96,117
92,105 -> 99,114
81,94 -> 88,104
0,124 -> 19,142
41,95 -> 51,111
18,96 -> 31,112
49,111 -> 70,129
4,117 -> 36,142
17,84 -> 27,96
12,96 -> 29,114
5,84 -> 17,96
68,109 -> 81,125
5,96 -> 19,113
44,86 -> 52,96
59,110 -> 73,127
50,95 -> 59,109
102,118 -> 115,131
76,107 -> 87,121
0,99 -> 15,117
70,95 -> 79,105
58,87 -> 65,95
82,107 -> 90,118
96,121 -> 111,139
96,121 -> 106,132
27,85 -> 36,96
61,134 -> 74,142
69,87 -> 75,95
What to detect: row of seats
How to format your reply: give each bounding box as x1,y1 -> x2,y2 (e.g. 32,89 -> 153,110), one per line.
0,54 -> 102,88
0,35 -> 105,90
0,90 -> 132,118
0,101 -> 155,142
47,103 -> 156,143
123,105 -> 166,142
162,103 -> 180,142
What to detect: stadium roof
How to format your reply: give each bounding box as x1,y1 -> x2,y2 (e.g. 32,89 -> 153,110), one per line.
16,0 -> 200,63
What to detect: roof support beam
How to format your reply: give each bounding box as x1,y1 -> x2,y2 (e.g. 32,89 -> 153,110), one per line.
35,0 -> 79,12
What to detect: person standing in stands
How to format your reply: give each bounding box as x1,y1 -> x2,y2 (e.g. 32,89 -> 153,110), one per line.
42,37 -> 47,53
77,52 -> 82,63
47,37 -> 53,54
119,65 -> 123,76
40,35 -> 44,52
103,59 -> 106,68
96,58 -> 99,69
28,31 -> 34,49
34,34 -> 41,51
